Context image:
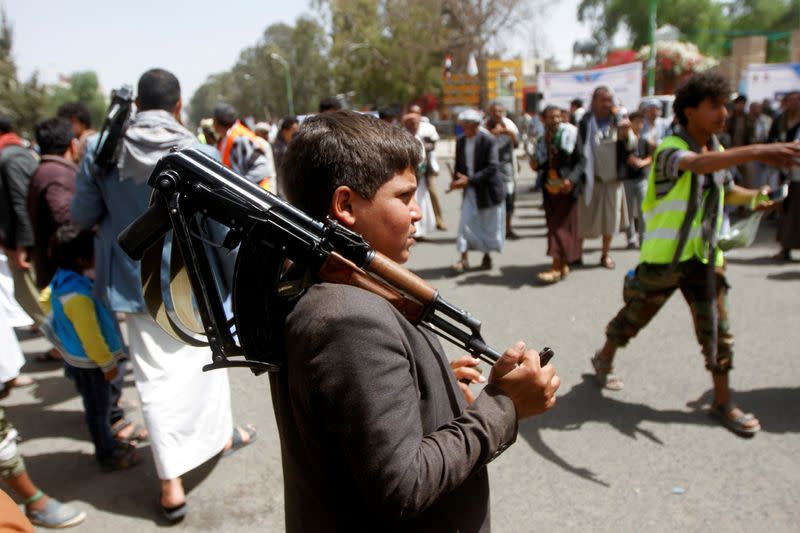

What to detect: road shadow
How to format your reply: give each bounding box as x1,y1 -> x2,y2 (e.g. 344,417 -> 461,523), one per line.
415,235 -> 457,245
686,386 -> 800,434
512,222 -> 547,230
14,327 -> 43,342
21,447 -> 221,524
517,375 -> 704,487
517,376 -> 800,487
5,401 -> 88,442
726,255 -> 781,266
410,265 -> 461,281
767,270 -> 800,281
454,264 -> 552,288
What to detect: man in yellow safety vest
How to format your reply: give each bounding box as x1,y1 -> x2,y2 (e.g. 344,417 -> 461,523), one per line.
590,72 -> 800,437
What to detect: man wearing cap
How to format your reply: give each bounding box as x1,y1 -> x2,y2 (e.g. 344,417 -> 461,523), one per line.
640,99 -> 670,147
449,109 -> 505,273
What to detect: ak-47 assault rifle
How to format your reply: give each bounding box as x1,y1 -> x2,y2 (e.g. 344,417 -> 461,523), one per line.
117,147 -> 553,375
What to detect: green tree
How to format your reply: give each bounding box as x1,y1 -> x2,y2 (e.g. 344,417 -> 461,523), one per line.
46,71 -> 108,129
727,0 -> 799,62
189,16 -> 332,126
325,0 -> 449,107
577,0 -> 729,58
0,9 -> 47,137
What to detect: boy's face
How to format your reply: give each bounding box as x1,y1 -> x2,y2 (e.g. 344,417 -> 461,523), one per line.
685,97 -> 728,135
348,167 -> 421,264
631,117 -> 643,134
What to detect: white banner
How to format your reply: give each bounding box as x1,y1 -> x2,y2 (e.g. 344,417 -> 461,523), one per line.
745,63 -> 800,104
538,62 -> 643,114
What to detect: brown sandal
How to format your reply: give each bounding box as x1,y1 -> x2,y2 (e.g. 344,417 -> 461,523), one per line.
590,352 -> 624,391
450,260 -> 468,274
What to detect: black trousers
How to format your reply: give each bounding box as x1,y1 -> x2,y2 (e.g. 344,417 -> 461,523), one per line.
64,361 -> 126,461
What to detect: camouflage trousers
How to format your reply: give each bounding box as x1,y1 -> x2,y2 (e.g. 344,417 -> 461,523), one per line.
606,260 -> 733,374
0,407 -> 26,479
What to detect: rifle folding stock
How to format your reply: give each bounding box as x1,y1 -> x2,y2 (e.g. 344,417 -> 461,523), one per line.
118,148 -> 552,373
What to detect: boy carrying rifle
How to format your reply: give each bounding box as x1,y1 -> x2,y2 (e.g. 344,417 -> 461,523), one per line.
272,110 -> 560,532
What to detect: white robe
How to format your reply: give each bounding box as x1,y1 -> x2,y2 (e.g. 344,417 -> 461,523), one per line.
414,174 -> 437,238
0,305 -> 25,384
0,253 -> 33,329
126,313 -> 233,479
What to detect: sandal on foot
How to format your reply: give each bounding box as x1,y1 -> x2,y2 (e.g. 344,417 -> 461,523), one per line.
112,418 -> 149,444
100,442 -> 141,472
709,402 -> 761,437
10,375 -> 34,388
537,270 -> 563,284
222,424 -> 258,458
27,497 -> 87,528
600,255 -> 616,269
450,260 -> 468,275
590,352 -> 624,391
479,255 -> 492,270
161,501 -> 188,522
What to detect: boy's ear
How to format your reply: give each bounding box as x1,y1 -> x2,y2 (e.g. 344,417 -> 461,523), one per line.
330,186 -> 358,227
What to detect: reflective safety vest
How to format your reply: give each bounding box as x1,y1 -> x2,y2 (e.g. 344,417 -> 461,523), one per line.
640,135 -> 725,267
218,121 -> 270,190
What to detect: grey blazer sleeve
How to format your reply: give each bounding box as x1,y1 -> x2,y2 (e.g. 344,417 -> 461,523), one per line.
287,287 -> 517,520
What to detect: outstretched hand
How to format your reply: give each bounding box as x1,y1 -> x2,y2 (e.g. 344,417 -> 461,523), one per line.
759,141 -> 800,170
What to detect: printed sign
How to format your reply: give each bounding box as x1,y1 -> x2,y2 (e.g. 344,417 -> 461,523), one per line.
538,62 -> 643,113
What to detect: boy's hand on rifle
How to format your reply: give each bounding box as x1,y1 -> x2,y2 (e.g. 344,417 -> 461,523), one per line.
450,355 -> 485,405
489,341 -> 560,420
103,365 -> 118,382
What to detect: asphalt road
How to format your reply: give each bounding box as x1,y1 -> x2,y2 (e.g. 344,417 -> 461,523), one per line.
4,151 -> 799,532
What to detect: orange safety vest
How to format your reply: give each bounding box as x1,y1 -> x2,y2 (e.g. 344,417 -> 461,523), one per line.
218,121 -> 271,190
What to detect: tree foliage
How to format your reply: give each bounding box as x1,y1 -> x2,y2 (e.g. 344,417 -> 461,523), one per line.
190,0 -> 534,120
0,9 -> 47,136
46,71 -> 108,129
189,17 -> 332,125
577,0 -> 799,63
727,0 -> 799,63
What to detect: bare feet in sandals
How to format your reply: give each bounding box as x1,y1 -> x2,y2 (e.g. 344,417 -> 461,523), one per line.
112,418 -> 149,443
710,402 -> 760,437
222,424 -> 258,457
591,352 -> 624,391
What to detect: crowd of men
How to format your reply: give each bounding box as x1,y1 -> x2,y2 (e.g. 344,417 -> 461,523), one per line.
0,65 -> 798,532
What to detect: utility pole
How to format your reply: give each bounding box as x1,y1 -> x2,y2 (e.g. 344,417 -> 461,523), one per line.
270,53 -> 294,116
647,0 -> 657,96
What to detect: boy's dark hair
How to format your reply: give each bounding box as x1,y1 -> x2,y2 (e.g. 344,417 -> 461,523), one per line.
280,116 -> 299,131
35,117 -> 74,156
282,110 -> 420,220
52,225 -> 94,272
137,68 -> 181,112
570,98 -> 583,108
673,72 -> 730,126
733,94 -> 747,104
0,115 -> 14,134
57,102 -> 92,129
628,110 -> 643,122
319,96 -> 342,113
213,103 -> 237,129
